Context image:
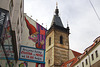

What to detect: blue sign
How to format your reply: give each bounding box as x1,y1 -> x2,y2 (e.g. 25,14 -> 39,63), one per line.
19,45 -> 45,64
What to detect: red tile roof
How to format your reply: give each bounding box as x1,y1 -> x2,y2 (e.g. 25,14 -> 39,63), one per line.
79,42 -> 96,59
60,57 -> 78,67
61,50 -> 82,67
71,50 -> 82,57
61,36 -> 100,67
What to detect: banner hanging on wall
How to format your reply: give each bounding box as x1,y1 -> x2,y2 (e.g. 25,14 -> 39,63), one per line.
0,8 -> 8,38
19,14 -> 46,65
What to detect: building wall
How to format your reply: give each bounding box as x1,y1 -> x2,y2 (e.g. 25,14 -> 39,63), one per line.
0,0 -> 10,10
74,42 -> 100,67
46,30 -> 54,67
91,60 -> 100,67
21,14 -> 36,47
54,29 -> 69,66
0,0 -> 24,67
74,56 -> 90,67
45,47 -> 54,67
54,47 -> 69,66
90,42 -> 100,67
0,0 -> 24,54
19,14 -> 46,67
10,0 -> 24,67
46,30 -> 54,50
45,28 -> 69,67
54,29 -> 69,46
20,14 -> 39,67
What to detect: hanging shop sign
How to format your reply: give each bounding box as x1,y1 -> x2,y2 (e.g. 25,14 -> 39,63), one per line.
19,45 -> 45,64
0,8 -> 15,67
0,8 -> 14,60
0,8 -> 8,38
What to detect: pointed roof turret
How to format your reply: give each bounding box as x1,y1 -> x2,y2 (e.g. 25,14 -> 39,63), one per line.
50,3 -> 64,27
47,3 -> 70,36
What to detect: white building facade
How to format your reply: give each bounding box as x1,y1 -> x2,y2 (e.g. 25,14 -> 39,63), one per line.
74,36 -> 100,67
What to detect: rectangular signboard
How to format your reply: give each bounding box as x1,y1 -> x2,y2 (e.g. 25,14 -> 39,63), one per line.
19,45 -> 45,64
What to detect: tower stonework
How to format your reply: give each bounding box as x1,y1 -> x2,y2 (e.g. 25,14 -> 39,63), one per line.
45,5 -> 70,67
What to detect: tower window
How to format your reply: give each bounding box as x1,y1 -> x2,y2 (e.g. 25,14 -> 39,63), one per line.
95,50 -> 98,58
60,36 -> 63,44
49,37 -> 51,46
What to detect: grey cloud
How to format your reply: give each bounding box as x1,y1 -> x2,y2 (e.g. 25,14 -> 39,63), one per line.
24,0 -> 100,53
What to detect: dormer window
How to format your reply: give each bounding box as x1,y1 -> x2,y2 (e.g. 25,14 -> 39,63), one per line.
60,36 -> 63,44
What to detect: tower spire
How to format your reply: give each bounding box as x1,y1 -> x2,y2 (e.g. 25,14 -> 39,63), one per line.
50,3 -> 64,27
55,2 -> 59,16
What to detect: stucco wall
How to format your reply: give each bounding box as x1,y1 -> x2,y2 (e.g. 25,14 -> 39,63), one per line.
74,42 -> 100,67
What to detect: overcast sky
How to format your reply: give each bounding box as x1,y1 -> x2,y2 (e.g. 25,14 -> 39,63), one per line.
24,0 -> 100,53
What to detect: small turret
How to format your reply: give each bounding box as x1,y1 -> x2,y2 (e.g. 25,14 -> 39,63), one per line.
66,21 -> 70,34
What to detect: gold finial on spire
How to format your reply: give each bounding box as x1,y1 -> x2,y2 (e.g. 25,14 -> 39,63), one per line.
56,2 -> 58,9
55,2 -> 59,15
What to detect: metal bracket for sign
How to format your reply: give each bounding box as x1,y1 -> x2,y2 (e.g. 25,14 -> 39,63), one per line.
0,8 -> 11,67
19,45 -> 45,64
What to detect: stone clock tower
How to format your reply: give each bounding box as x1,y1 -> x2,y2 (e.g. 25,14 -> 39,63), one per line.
45,5 -> 70,67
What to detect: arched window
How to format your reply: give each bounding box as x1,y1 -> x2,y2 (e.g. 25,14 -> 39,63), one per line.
49,37 -> 51,46
60,36 -> 63,44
